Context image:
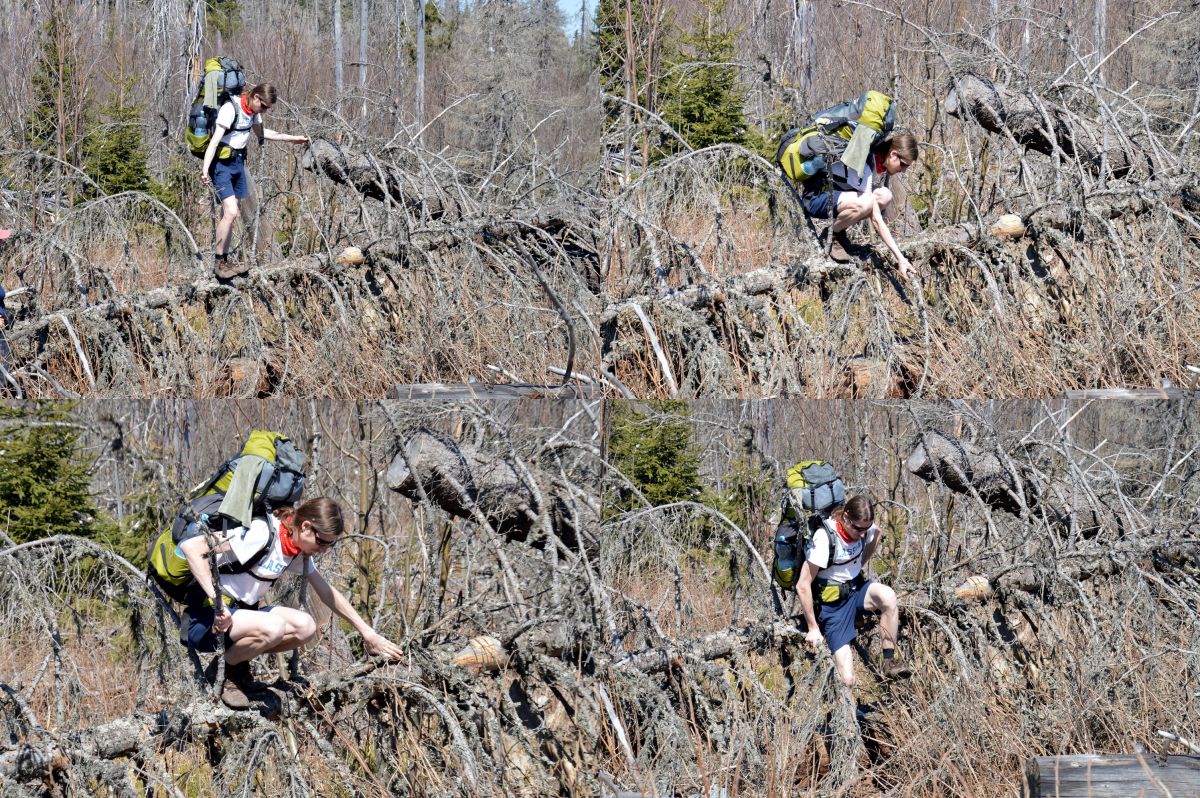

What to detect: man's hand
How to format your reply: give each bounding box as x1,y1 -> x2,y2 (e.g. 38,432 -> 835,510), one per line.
362,630 -> 404,660
211,607 -> 233,633
897,256 -> 915,280
200,171 -> 212,186
804,628 -> 825,650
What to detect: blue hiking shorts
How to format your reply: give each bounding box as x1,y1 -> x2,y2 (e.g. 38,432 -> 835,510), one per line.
816,577 -> 873,653
182,602 -> 273,652
800,188 -> 844,219
210,151 -> 249,201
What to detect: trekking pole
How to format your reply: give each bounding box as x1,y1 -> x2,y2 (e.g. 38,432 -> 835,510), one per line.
199,514 -> 226,701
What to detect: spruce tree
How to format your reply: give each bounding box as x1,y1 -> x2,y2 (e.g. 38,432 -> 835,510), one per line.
606,400 -> 708,514
84,76 -> 153,197
0,404 -> 114,544
658,0 -> 747,153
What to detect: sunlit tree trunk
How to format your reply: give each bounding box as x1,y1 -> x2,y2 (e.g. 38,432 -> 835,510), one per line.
334,0 -> 344,117
359,0 -> 369,124
793,0 -> 814,99
414,0 -> 425,138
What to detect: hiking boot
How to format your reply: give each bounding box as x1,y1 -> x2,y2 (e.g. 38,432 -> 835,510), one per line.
221,677 -> 255,709
213,254 -> 249,280
833,230 -> 869,256
207,659 -> 270,709
827,237 -> 853,263
880,656 -> 913,680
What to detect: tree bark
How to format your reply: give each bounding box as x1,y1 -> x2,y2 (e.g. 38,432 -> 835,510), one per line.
360,0 -> 369,124
414,0 -> 425,138
943,73 -> 1132,175
385,430 -> 584,546
334,0 -> 345,118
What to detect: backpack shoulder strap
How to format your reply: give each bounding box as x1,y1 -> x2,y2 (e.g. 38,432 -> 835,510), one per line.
218,517 -> 278,576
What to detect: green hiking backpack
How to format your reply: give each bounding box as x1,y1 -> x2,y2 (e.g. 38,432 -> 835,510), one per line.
776,90 -> 897,191
147,431 -> 305,603
771,460 -> 845,590
772,513 -> 832,591
148,493 -> 279,603
192,430 -> 307,521
185,56 -> 250,160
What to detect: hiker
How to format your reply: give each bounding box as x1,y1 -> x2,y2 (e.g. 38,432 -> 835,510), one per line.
178,496 -> 403,708
800,134 -> 919,278
199,82 -> 309,279
795,495 -> 910,687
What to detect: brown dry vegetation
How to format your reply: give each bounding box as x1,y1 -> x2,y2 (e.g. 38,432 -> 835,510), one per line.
600,0 -> 1200,397
0,0 -> 603,397
2,398 -> 1197,797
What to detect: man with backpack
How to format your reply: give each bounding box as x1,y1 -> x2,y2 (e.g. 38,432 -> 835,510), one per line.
777,90 -> 919,278
149,431 -> 402,708
176,496 -> 403,708
199,81 -> 309,279
795,495 -> 911,687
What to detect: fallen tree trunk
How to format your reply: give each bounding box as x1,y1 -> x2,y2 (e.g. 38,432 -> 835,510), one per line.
1023,754 -> 1200,798
944,73 -> 1135,176
301,138 -> 455,217
906,430 -> 1120,535
386,430 -> 584,546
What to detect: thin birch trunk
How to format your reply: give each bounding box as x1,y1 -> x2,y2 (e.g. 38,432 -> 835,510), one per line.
1093,0 -> 1107,83
334,0 -> 344,118
414,0 -> 425,139
359,0 -> 368,124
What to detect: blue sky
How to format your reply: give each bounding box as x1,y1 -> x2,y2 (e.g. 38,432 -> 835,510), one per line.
556,0 -> 593,37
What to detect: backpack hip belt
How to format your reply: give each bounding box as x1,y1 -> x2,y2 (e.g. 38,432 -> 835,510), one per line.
813,572 -> 865,605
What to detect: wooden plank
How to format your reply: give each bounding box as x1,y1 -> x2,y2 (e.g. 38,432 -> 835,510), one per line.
1023,754 -> 1200,797
1063,388 -> 1194,400
389,382 -> 601,400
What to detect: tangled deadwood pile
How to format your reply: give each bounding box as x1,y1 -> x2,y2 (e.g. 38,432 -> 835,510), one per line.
599,66 -> 1200,398
2,400 -> 1197,797
0,135 -> 603,398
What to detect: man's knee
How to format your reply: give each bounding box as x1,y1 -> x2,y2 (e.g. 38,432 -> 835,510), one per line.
854,193 -> 877,217
294,612 -> 317,643
221,200 -> 241,221
869,582 -> 898,613
840,671 -> 857,688
874,186 -> 893,209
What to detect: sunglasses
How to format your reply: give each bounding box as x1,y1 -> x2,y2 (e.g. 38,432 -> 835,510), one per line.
848,521 -> 872,533
314,534 -> 339,547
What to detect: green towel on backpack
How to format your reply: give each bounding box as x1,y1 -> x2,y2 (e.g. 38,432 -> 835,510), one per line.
218,456 -> 265,528
202,70 -> 222,109
840,124 -> 877,180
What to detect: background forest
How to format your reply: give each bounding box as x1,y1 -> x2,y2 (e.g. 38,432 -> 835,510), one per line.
597,0 -> 1200,397
1,397 -> 1197,796
0,0 -> 603,396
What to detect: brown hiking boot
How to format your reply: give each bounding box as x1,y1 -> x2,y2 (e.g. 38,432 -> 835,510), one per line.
827,237 -> 853,263
213,254 -> 249,280
881,656 -> 913,680
207,658 -> 269,709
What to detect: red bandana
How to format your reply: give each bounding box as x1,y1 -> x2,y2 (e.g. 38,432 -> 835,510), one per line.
279,518 -> 301,557
240,94 -> 254,116
835,519 -> 856,544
